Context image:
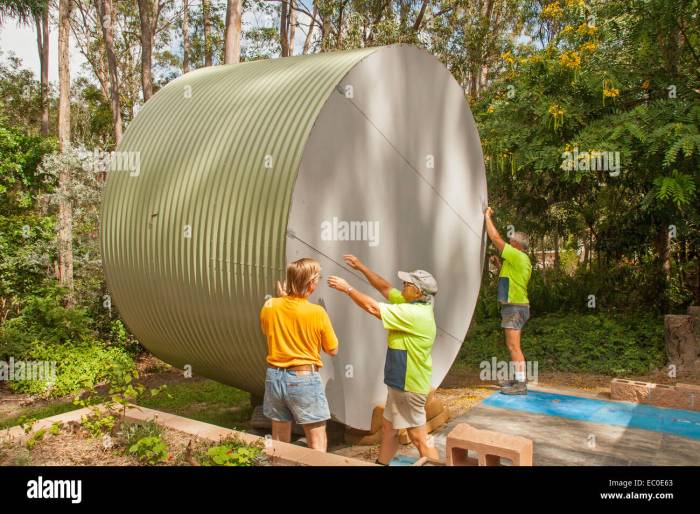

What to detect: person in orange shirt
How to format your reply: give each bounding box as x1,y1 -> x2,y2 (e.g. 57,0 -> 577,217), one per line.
260,258 -> 339,452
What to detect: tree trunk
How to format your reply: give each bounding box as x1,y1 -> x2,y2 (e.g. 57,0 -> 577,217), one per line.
288,0 -> 295,55
321,13 -> 330,51
541,236 -> 546,272
413,0 -> 428,31
58,0 -> 74,305
203,0 -> 212,66
36,8 -> 49,136
182,0 -> 190,73
664,315 -> 699,370
280,0 -> 289,57
657,226 -> 671,281
96,0 -> 122,144
697,249 -> 700,305
336,0 -> 343,47
223,0 -> 242,64
137,0 -> 154,101
302,3 -> 317,54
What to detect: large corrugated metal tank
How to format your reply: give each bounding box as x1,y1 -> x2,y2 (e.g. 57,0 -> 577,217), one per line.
101,44 -> 487,430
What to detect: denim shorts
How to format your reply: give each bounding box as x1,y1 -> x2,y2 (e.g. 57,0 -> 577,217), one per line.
263,367 -> 330,425
500,304 -> 530,330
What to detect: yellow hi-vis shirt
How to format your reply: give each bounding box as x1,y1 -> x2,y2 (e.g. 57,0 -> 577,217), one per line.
260,296 -> 338,368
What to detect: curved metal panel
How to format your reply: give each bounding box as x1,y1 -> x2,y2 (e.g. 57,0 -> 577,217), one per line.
101,48 -> 378,395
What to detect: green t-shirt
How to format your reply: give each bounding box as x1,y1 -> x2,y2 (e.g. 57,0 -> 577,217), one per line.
498,243 -> 532,304
378,288 -> 436,395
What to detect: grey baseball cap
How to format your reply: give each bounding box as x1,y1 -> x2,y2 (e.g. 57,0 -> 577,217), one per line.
397,269 -> 438,295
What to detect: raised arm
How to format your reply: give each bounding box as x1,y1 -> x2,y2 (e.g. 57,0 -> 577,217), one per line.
484,207 -> 505,253
327,276 -> 382,320
343,254 -> 392,300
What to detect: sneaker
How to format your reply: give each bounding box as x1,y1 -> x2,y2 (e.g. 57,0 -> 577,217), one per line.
501,381 -> 527,395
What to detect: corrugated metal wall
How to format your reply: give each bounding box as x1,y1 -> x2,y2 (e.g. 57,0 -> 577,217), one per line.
100,48 -> 378,395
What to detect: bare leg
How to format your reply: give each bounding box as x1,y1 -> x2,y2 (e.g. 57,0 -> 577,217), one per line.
302,421 -> 328,452
504,328 -> 525,376
271,420 -> 292,443
377,417 -> 399,465
406,424 -> 439,461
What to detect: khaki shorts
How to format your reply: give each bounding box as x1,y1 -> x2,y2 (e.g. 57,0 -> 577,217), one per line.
383,386 -> 428,429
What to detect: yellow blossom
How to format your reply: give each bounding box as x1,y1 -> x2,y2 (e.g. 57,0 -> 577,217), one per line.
577,22 -> 597,36
548,104 -> 566,129
642,80 -> 650,90
541,2 -> 564,20
501,51 -> 516,65
559,50 -> 581,68
487,105 -> 495,113
579,41 -> 597,53
603,80 -> 620,98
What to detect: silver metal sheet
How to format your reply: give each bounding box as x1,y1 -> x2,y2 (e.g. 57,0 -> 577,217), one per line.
287,44 -> 487,429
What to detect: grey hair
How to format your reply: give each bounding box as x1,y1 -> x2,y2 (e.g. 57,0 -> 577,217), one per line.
419,291 -> 435,305
510,231 -> 530,251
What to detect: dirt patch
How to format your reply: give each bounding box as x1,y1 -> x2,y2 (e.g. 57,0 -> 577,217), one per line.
0,421 -> 267,466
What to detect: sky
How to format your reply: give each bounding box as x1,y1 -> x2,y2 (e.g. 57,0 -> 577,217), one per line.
0,5 -> 312,85
0,19 -> 86,83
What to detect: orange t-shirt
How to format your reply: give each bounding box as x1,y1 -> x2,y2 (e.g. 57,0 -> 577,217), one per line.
260,296 -> 339,368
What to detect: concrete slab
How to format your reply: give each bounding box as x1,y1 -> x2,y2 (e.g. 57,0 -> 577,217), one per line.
400,388 -> 700,466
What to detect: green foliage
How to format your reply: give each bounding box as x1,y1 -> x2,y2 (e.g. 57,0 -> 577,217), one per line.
128,435 -> 169,465
80,412 -> 116,438
117,420 -> 163,449
460,313 -> 666,375
0,290 -> 94,360
108,319 -> 143,355
199,437 -> 263,467
25,427 -> 46,450
8,339 -> 134,398
48,421 -> 62,436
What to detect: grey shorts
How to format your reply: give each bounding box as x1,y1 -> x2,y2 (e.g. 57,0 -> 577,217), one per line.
383,386 -> 428,429
501,304 -> 530,330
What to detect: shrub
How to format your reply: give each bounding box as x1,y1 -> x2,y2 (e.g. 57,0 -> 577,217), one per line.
8,339 -> 134,398
117,420 -> 163,449
459,313 -> 665,376
128,435 -> 169,465
198,436 -> 264,467
0,291 -> 94,360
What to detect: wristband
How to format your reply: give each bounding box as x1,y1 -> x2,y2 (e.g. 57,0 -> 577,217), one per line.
346,287 -> 353,294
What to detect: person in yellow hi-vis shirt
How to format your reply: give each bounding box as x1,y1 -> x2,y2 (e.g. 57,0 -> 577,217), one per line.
484,207 -> 532,395
260,258 -> 339,452
327,255 -> 439,465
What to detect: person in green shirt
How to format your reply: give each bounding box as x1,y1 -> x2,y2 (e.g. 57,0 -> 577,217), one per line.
484,207 -> 532,395
327,254 -> 439,465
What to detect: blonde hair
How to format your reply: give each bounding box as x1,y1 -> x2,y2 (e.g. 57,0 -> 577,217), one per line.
285,258 -> 321,297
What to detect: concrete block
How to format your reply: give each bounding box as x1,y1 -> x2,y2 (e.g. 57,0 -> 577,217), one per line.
650,384 -> 688,409
446,423 -> 533,467
676,383 -> 700,411
610,378 -> 652,403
